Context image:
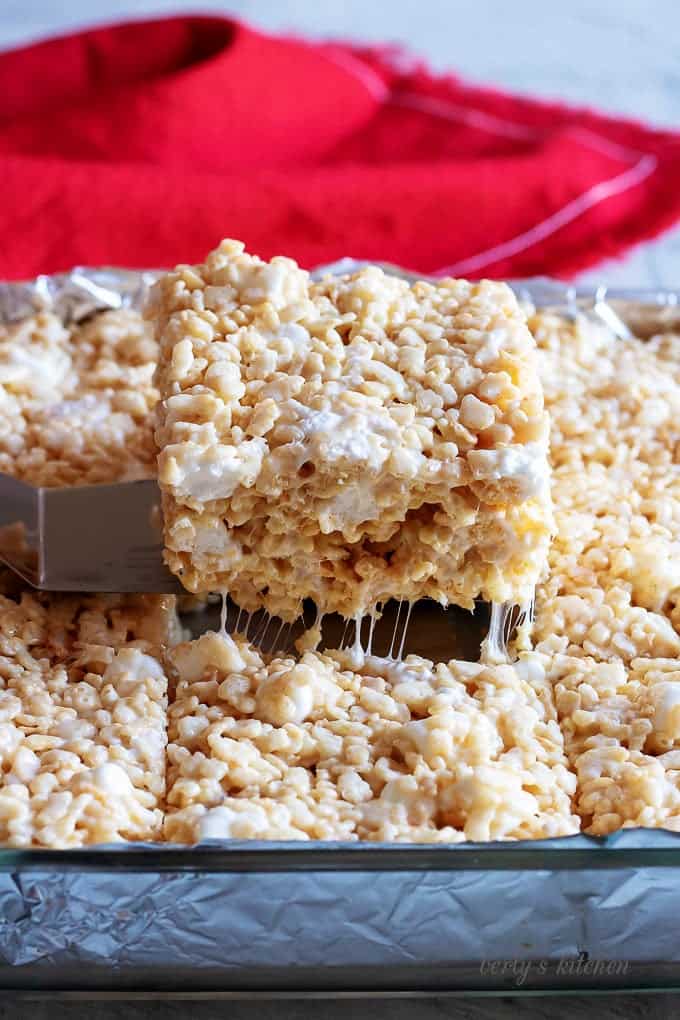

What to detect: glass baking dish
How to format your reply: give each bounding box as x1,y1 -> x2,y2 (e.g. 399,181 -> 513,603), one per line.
1,269 -> 679,995
3,831 -> 680,996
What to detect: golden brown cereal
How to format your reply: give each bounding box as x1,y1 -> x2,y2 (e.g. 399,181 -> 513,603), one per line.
164,630 -> 577,843
0,308 -> 158,486
548,653 -> 680,835
519,309 -> 680,837
526,312 -> 680,664
150,240 -> 553,619
0,580 -> 177,847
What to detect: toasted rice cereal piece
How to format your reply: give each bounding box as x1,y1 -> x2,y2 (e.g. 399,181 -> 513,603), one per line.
548,653 -> 680,834
0,308 -> 158,486
0,578 -> 178,847
525,311 -> 680,663
150,240 -> 553,619
164,630 -> 578,843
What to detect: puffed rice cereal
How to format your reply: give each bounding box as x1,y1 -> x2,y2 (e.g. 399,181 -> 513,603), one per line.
0,308 -> 158,486
164,629 -> 578,843
517,310 -> 680,835
548,653 -> 680,834
526,311 -> 680,664
0,574 -> 178,847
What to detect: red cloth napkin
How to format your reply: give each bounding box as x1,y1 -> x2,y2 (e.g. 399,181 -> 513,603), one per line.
1,15 -> 679,280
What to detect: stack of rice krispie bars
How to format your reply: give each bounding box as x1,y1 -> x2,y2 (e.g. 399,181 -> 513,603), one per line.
150,240 -> 554,619
0,239 -> 678,846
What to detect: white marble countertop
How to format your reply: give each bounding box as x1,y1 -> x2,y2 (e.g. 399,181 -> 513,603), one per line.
1,1 -> 679,1015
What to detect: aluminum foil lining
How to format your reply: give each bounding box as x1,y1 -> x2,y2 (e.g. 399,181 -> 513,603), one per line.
2,865 -> 680,971
0,267 -> 159,324
2,261 -> 680,328
2,264 -> 680,989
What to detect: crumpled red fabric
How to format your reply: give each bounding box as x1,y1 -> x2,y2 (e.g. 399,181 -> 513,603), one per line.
1,14 -> 679,280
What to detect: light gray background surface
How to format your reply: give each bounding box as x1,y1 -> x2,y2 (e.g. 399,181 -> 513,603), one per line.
1,1 -> 680,1016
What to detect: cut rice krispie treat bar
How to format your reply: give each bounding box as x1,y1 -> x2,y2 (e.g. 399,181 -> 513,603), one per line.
503,306 -> 680,837
164,630 -> 578,843
523,310 -> 680,664
150,240 -> 553,619
0,308 -> 158,486
550,653 -> 680,834
0,574 -> 179,847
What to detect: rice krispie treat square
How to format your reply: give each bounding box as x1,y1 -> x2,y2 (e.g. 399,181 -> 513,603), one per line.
164,630 -> 578,843
0,577 -> 178,847
0,308 -> 159,487
523,311 -> 680,664
507,310 -> 680,837
550,653 -> 680,834
150,240 -> 553,619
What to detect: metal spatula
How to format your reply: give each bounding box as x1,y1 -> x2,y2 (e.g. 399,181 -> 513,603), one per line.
0,473 -> 183,593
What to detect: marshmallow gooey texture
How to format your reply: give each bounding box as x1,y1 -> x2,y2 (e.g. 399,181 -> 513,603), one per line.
150,240 -> 554,630
0,580 -> 176,848
165,628 -> 578,843
521,309 -> 680,836
0,308 -> 159,487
